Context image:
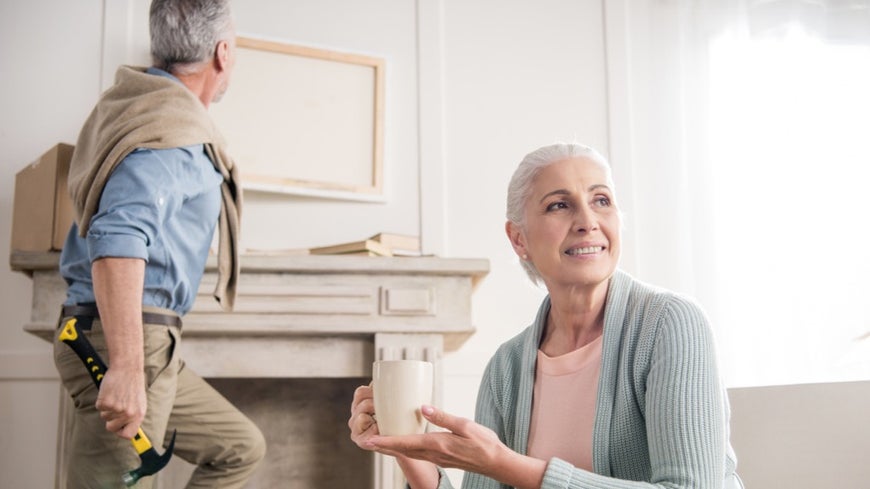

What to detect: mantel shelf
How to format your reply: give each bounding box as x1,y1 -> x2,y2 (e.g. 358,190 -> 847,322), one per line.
14,250 -> 491,368
11,250 -> 489,280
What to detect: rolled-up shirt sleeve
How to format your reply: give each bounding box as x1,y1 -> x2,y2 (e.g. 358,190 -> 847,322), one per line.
86,148 -> 181,262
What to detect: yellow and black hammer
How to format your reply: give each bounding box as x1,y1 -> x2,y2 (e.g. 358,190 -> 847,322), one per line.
58,317 -> 176,487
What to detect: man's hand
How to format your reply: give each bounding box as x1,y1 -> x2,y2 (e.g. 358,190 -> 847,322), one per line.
95,366 -> 147,439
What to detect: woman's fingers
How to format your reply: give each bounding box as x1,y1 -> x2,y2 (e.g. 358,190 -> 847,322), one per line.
350,384 -> 373,410
352,410 -> 378,434
348,383 -> 381,450
349,403 -> 375,432
420,405 -> 472,435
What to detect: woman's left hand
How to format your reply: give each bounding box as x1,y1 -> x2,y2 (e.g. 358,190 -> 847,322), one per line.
366,405 -> 547,488
366,405 -> 502,473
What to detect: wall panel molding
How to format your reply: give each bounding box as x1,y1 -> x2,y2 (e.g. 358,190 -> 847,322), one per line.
417,0 -> 448,256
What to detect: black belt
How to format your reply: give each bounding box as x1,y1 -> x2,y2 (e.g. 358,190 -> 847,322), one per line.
62,303 -> 182,329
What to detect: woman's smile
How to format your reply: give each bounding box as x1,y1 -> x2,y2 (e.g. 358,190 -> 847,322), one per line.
564,244 -> 606,257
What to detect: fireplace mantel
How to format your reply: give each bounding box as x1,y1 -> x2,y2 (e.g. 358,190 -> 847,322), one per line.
14,251 -> 488,376
12,250 -> 489,488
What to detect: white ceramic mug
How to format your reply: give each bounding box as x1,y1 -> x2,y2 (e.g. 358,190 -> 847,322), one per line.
372,360 -> 434,436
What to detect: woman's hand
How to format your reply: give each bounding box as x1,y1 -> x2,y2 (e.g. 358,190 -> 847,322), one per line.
348,383 -> 440,488
348,383 -> 379,449
367,405 -> 547,489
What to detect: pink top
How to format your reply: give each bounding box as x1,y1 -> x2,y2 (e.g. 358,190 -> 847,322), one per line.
527,334 -> 603,471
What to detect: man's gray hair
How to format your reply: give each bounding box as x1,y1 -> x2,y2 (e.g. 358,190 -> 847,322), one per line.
506,142 -> 614,284
150,0 -> 233,75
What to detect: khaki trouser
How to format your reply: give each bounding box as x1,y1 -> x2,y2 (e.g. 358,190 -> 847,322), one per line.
53,308 -> 266,488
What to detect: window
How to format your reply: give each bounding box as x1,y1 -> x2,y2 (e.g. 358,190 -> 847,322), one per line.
707,26 -> 870,386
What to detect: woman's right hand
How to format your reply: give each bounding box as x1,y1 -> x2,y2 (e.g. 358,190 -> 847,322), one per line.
348,383 -> 379,449
348,383 -> 441,488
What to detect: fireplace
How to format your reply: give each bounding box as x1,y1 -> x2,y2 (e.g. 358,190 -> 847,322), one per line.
12,251 -> 489,489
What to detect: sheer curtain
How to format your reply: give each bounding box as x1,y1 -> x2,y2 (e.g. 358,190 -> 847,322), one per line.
605,0 -> 870,387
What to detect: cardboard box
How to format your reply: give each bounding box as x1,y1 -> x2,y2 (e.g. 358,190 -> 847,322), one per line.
10,143 -> 75,252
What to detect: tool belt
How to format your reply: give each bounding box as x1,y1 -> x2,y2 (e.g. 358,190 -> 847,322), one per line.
61,303 -> 182,329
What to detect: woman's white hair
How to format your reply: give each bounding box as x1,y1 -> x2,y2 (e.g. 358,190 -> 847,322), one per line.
506,142 -> 614,284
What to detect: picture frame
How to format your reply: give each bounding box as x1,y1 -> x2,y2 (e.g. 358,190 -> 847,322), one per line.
210,36 -> 386,201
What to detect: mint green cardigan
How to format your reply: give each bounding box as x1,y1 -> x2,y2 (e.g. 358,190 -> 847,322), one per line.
437,269 -> 743,489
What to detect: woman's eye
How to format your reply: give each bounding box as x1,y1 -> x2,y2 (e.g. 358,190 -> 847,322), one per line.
594,196 -> 611,207
546,201 -> 568,212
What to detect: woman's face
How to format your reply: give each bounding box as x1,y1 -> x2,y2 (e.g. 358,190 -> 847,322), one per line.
510,156 -> 621,290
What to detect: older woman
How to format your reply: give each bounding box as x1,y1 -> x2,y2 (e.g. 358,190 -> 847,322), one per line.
349,143 -> 743,489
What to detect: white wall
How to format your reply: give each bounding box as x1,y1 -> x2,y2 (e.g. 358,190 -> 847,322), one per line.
0,2 -> 104,487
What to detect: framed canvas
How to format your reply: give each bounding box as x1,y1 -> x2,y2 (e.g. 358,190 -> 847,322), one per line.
211,36 -> 386,201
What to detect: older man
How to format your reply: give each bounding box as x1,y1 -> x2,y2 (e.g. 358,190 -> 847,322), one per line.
54,1 -> 265,487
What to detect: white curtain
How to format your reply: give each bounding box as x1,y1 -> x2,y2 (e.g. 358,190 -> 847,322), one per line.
606,0 -> 870,387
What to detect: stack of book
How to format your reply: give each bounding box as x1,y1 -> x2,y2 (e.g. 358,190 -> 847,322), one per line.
308,232 -> 422,257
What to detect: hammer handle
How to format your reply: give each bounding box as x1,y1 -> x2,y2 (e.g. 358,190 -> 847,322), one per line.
57,318 -> 159,456
58,318 -> 108,388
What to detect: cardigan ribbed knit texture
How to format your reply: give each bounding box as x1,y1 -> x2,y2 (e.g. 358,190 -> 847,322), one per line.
434,269 -> 742,489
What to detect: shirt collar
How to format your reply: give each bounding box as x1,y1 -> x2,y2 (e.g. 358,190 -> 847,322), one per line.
146,66 -> 182,84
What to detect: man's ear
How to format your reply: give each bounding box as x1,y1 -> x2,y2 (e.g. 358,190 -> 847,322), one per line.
505,220 -> 528,259
214,39 -> 230,72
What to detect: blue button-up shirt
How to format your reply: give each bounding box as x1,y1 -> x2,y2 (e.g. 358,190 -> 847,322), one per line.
60,70 -> 224,316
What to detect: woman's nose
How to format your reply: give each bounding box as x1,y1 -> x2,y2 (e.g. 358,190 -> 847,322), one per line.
573,204 -> 598,233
